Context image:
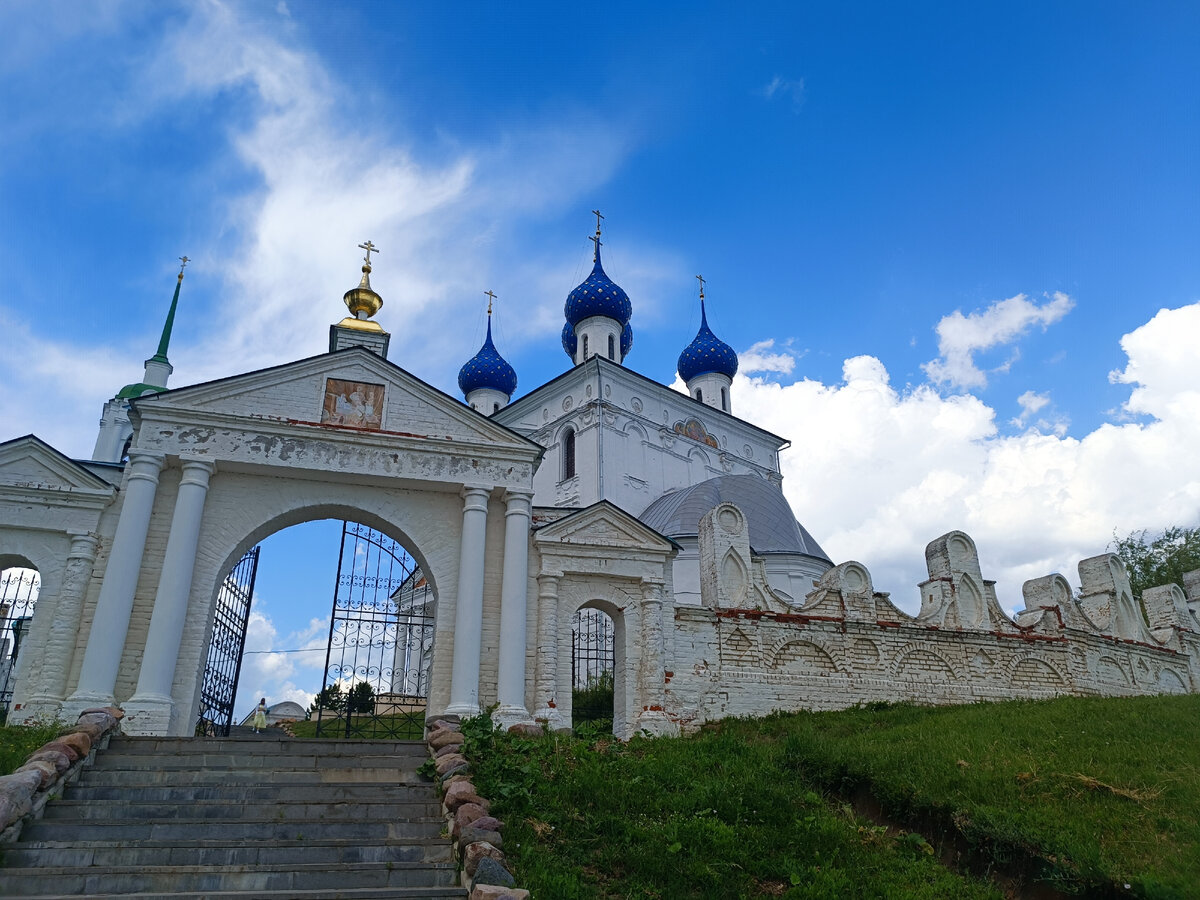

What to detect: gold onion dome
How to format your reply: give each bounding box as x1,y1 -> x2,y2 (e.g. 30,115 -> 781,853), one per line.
338,241 -> 384,333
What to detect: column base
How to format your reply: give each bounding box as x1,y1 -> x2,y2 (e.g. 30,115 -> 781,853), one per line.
8,695 -> 64,725
634,709 -> 679,738
533,706 -> 568,733
492,704 -> 535,732
61,690 -> 117,723
443,701 -> 480,718
121,693 -> 175,736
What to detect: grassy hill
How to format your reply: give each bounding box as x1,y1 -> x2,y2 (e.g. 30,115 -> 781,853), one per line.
465,694 -> 1200,899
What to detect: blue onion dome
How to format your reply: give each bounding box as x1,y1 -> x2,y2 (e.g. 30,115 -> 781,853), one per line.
561,321 -> 578,359
564,242 -> 632,327
458,316 -> 518,397
620,322 -> 633,357
677,298 -> 738,382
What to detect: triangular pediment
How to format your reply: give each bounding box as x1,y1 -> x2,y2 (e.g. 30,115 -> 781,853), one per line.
535,500 -> 678,552
131,348 -> 541,455
0,435 -> 116,494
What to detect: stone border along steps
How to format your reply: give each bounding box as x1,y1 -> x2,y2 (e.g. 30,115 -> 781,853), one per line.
424,715 -> 532,900
0,729 -> 468,898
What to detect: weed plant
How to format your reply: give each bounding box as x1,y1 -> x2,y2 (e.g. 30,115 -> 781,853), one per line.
462,710 -> 1001,899
0,720 -> 63,776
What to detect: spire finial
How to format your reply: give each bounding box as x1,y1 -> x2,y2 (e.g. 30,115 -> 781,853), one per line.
358,240 -> 379,273
484,289 -> 496,317
696,273 -> 706,301
178,256 -> 189,280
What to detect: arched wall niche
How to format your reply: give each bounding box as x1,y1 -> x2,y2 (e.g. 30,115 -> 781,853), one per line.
570,596 -> 628,738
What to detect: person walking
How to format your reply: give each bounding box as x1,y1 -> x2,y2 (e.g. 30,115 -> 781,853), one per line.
253,698 -> 268,733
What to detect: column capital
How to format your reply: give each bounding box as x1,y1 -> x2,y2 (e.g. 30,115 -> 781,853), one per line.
66,532 -> 100,561
178,457 -> 217,488
460,484 -> 491,507
502,490 -> 534,517
126,450 -> 166,484
537,572 -> 562,590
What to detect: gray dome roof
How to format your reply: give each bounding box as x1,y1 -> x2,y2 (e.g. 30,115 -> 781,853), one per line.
639,475 -> 831,562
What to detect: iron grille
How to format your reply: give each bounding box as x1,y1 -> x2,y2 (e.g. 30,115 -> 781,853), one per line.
0,568 -> 39,721
195,546 -> 260,736
316,522 -> 434,739
571,607 -> 614,731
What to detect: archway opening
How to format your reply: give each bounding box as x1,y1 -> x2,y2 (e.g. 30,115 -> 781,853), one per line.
0,563 -> 38,723
571,607 -> 615,734
196,516 -> 435,740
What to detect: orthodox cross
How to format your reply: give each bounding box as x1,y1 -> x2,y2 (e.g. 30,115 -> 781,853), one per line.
484,289 -> 497,316
178,256 -> 190,275
358,240 -> 379,266
592,208 -> 604,236
696,273 -> 706,300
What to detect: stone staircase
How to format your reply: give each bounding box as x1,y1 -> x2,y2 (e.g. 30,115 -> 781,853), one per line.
0,735 -> 466,899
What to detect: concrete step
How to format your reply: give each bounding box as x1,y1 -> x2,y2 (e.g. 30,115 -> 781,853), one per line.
61,781 -> 438,803
73,766 -> 428,786
0,861 -> 461,896
20,816 -> 445,844
88,752 -> 425,771
108,737 -> 429,756
3,837 -> 455,868
39,797 -> 442,821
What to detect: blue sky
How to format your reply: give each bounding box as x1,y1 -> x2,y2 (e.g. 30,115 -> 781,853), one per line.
2,2 -> 1198,711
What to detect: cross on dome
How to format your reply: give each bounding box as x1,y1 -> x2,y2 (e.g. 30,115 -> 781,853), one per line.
358,240 -> 379,267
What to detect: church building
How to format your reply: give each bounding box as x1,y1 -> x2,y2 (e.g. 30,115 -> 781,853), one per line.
1,220 -> 1196,739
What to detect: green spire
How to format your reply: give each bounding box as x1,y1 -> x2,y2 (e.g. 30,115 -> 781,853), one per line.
149,256 -> 188,365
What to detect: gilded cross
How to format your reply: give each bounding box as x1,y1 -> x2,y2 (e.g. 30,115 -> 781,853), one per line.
179,256 -> 190,272
358,240 -> 379,265
484,289 -> 497,315
696,274 -> 706,299
592,209 -> 604,235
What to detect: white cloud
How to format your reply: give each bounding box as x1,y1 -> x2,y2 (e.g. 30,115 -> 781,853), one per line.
740,339 -> 796,375
759,75 -> 806,111
734,302 -> 1200,614
923,292 -> 1075,389
234,607 -> 329,718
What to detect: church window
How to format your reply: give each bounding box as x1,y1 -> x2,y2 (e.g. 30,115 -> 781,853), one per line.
563,427 -> 576,479
582,335 -> 589,359
608,334 -> 615,359
493,402 -> 499,413
721,387 -> 727,411
120,435 -> 133,463
694,388 -> 703,402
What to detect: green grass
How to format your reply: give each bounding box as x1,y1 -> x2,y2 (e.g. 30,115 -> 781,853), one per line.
0,720 -> 64,776
745,695 -> 1200,899
462,714 -> 1002,899
462,695 -> 1200,899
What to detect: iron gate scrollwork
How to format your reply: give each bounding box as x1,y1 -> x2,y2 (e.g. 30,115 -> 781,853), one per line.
571,607 -> 615,731
0,568 -> 39,722
316,522 -> 434,739
196,546 -> 260,736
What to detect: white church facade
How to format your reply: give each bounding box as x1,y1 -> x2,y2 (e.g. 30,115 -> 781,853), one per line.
2,226 -> 1198,739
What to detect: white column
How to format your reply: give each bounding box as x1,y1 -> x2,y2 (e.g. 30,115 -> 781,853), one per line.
66,451 -> 165,711
17,533 -> 99,721
125,459 -> 216,734
533,573 -> 563,729
635,581 -> 677,736
446,486 -> 490,717
494,490 -> 534,728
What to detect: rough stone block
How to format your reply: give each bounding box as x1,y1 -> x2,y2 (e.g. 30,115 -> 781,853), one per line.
470,815 -> 504,833
463,840 -> 505,877
506,722 -> 543,737
429,728 -> 465,750
15,760 -> 58,790
459,825 -> 502,850
435,753 -> 467,775
471,885 -> 528,900
435,741 -> 465,759
54,731 -> 92,758
25,749 -> 71,776
471,855 -> 517,888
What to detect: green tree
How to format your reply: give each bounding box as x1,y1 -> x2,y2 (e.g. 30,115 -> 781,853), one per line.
309,683 -> 345,717
346,681 -> 376,714
1111,526 -> 1200,598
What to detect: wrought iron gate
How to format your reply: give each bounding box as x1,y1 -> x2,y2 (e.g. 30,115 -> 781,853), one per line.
571,607 -> 615,730
0,568 -> 39,721
195,547 -> 260,736
316,522 -> 434,739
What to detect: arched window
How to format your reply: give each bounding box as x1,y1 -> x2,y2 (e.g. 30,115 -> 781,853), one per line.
694,388 -> 703,402
493,402 -> 499,414
607,334 -> 615,360
721,387 -> 727,411
582,335 -> 589,359
563,427 -> 577,479
120,435 -> 133,463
